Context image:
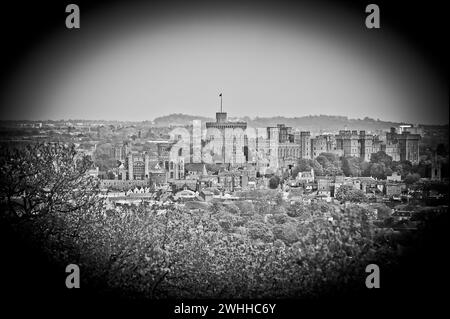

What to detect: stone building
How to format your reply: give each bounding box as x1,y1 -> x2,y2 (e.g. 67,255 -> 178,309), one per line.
431,153 -> 442,181
382,140 -> 400,161
311,135 -> 328,158
110,142 -> 130,162
335,130 -> 360,158
205,111 -> 247,165
386,127 -> 420,164
335,130 -> 375,161
295,131 -> 312,159
268,124 -> 293,143
126,152 -> 150,180
278,143 -> 301,168
358,131 -> 374,162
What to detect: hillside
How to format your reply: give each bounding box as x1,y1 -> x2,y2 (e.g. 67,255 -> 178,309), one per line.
153,113 -> 213,127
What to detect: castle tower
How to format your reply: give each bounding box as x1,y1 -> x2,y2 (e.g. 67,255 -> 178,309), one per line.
431,152 -> 441,181
128,153 -> 133,180
144,152 -> 150,179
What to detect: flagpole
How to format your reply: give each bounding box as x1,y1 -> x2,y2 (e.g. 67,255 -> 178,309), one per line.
220,93 -> 223,113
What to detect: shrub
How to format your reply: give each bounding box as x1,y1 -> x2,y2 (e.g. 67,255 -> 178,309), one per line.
247,221 -> 274,242
272,213 -> 289,224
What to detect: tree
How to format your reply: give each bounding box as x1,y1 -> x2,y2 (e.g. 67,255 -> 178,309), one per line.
4,189 -> 401,299
369,163 -> 388,179
272,223 -> 299,245
0,143 -> 100,217
94,153 -> 117,171
320,152 -> 339,163
316,155 -> 329,172
436,143 -> 447,156
342,157 -> 363,177
287,202 -> 306,217
334,185 -> 367,203
370,203 -> 392,219
292,158 -> 324,177
269,176 -> 281,189
316,153 -> 342,176
107,171 -> 116,179
311,159 -> 324,176
399,160 -> 413,177
282,170 -> 291,181
404,173 -> 421,185
93,143 -> 117,171
295,159 -> 312,173
247,220 -> 274,242
370,151 -> 392,166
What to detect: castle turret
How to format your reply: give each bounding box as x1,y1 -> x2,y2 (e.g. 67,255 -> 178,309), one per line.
216,112 -> 227,123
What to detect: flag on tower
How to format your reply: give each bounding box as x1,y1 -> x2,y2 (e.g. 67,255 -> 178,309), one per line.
219,93 -> 222,97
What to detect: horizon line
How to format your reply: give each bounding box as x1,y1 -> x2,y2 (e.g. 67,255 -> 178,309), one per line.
0,113 -> 448,126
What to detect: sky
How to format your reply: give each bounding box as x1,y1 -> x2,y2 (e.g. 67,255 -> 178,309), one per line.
1,1 -> 448,124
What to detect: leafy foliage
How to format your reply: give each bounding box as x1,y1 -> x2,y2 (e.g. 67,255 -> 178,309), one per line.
0,143 -> 100,217
316,153 -> 343,176
13,197 -> 399,299
334,185 -> 368,203
268,175 -> 281,189
292,158 -> 324,177
1,142 -> 403,299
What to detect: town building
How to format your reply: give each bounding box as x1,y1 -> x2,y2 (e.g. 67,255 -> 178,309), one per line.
296,168 -> 315,184
277,143 -> 301,168
387,172 -> 402,182
385,182 -> 406,197
311,135 -> 327,158
126,152 -> 150,180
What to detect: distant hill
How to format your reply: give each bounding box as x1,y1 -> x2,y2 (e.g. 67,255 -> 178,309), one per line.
151,113 -> 426,133
245,115 -> 407,134
153,113 -> 213,127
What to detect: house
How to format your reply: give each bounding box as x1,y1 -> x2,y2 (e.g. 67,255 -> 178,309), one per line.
185,163 -> 208,179
355,177 -> 378,193
87,167 -> 99,178
392,210 -> 414,221
174,189 -> 198,201
317,176 -> 332,188
148,161 -> 167,185
316,177 -> 333,197
385,182 -> 406,197
297,168 -> 315,183
334,175 -> 345,191
387,172 -> 402,182
200,190 -> 214,202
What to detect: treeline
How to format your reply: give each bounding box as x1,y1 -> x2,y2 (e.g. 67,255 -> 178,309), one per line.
289,151 -> 449,181
3,193 -> 399,298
